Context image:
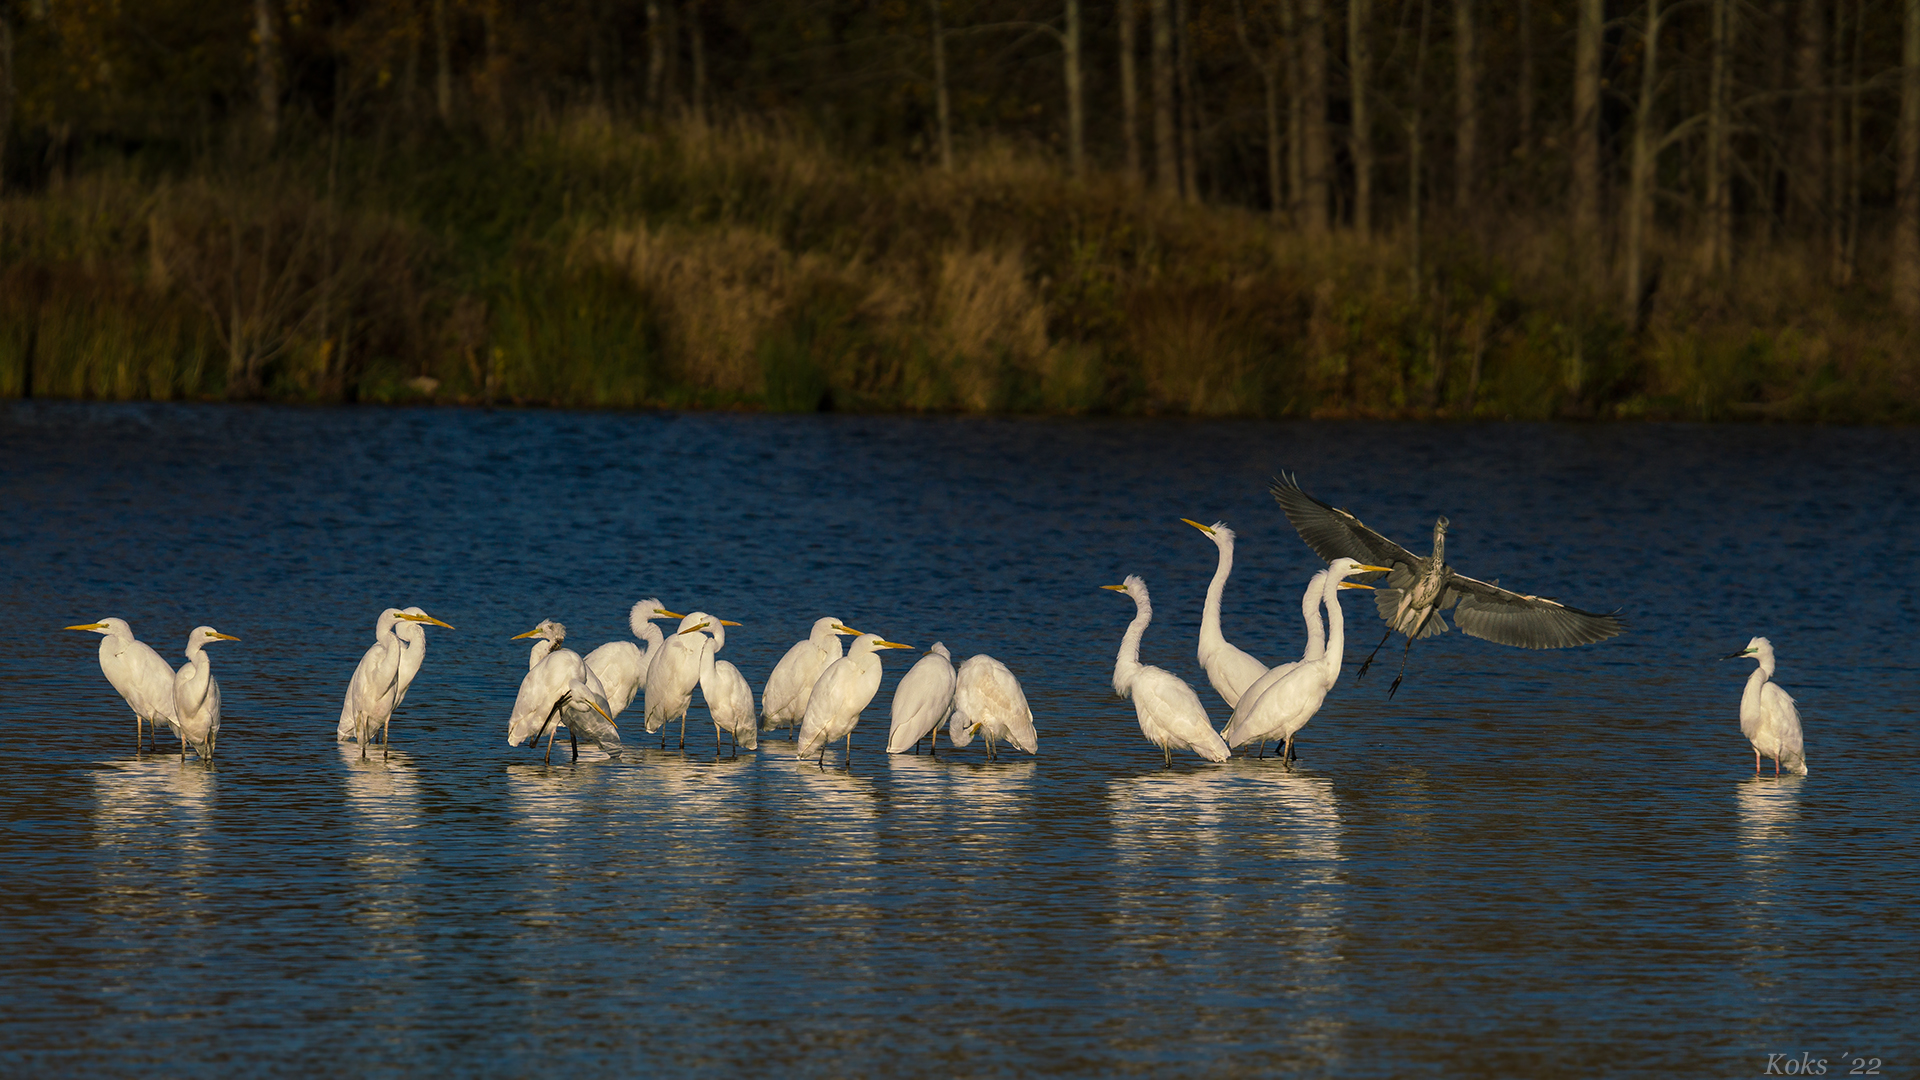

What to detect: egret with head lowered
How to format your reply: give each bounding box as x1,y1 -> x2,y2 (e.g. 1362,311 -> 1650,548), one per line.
508,621 -> 620,762
945,654 -> 1038,761
887,643 -> 956,755
67,618 -> 179,751
1724,637 -> 1807,777
762,618 -> 857,735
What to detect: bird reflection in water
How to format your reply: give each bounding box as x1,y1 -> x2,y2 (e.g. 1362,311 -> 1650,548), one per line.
91,757 -> 216,923
338,743 -> 424,936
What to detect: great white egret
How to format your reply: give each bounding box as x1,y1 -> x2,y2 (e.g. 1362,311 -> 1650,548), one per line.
338,608 -> 453,759
1221,558 -> 1388,766
1271,473 -> 1626,696
1102,576 -> 1229,767
582,599 -> 670,719
1182,519 -> 1268,707
795,629 -> 912,767
507,621 -> 620,762
1724,637 -> 1808,777
174,626 -> 238,762
945,654 -> 1038,761
67,618 -> 179,751
695,621 -> 758,758
645,611 -> 740,749
762,618 -> 857,734
887,642 -> 956,755
1221,569 -> 1329,758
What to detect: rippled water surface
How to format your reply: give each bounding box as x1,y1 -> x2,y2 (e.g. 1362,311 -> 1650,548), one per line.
3,403 -> 1917,1077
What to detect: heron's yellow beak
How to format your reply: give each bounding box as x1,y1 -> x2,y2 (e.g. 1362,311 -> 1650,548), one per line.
510,627 -> 545,640
210,632 -> 241,642
679,622 -> 710,635
1338,581 -> 1376,591
1180,518 -> 1214,536
65,622 -> 106,631
877,640 -> 912,650
1357,564 -> 1395,574
1100,584 -> 1128,592
400,613 -> 455,629
831,623 -> 862,635
655,608 -> 686,620
718,619 -> 741,626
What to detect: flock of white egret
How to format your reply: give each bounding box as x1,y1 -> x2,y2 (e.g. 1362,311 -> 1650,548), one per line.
64,474 -> 1807,776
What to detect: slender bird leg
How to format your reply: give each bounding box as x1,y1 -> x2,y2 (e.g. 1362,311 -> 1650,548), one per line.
359,714 -> 370,761
1356,629 -> 1393,681
1773,756 -> 1780,779
1283,735 -> 1294,771
714,722 -> 722,760
1754,749 -> 1761,776
845,733 -> 853,770
1387,637 -> 1416,699
1257,740 -> 1266,760
817,747 -> 826,770
1163,745 -> 1172,769
383,713 -> 393,761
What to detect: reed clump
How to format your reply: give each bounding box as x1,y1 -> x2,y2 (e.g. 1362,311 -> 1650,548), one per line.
1,113 -> 1911,421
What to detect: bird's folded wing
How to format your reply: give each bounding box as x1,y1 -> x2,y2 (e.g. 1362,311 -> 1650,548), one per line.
1269,473 -> 1418,578
1445,572 -> 1625,650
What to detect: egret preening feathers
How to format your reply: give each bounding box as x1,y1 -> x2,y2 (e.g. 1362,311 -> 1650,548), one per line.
762,617 -> 856,733
1182,519 -> 1268,708
1102,576 -> 1230,767
887,643 -> 956,754
795,629 -> 912,766
174,626 -> 238,762
1725,637 -> 1808,777
67,618 -> 179,751
1271,473 -> 1625,697
582,599 -> 670,719
507,621 -> 620,762
945,654 -> 1038,761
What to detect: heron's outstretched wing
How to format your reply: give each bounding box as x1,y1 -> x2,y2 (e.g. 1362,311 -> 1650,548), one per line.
1269,473 -> 1419,577
1444,572 -> 1625,650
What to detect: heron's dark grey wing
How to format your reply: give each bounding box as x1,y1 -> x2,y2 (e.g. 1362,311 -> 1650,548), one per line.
1269,474 -> 1420,579
1444,571 -> 1626,650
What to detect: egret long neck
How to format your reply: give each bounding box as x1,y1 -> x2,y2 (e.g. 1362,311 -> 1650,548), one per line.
1319,575 -> 1348,678
528,638 -> 555,670
698,636 -> 718,687
1300,577 -> 1327,661
1114,595 -> 1151,692
1743,662 -> 1769,714
1198,538 -> 1233,655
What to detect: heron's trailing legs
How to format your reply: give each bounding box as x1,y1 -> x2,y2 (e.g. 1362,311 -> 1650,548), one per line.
1387,636 -> 1417,699
1356,629 -> 1392,682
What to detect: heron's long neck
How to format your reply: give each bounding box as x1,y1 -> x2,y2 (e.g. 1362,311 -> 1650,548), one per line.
1114,596 -> 1150,692
1319,578 -> 1348,678
1199,539 -> 1232,653
1431,525 -> 1447,566
1301,579 -> 1327,661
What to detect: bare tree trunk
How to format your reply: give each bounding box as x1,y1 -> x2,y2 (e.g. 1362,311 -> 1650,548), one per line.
1828,0 -> 1847,283
1453,0 -> 1476,212
1281,0 -> 1304,221
1897,0 -> 1920,316
1572,0 -> 1603,283
689,0 -> 707,124
1409,0 -> 1433,297
1298,0 -> 1329,233
1703,0 -> 1733,277
1176,0 -> 1200,201
1351,0 -> 1372,236
0,11 -> 13,195
1791,0 -> 1827,234
256,0 -> 281,143
1065,0 -> 1085,179
931,0 -> 953,171
647,0 -> 666,113
1151,0 -> 1178,195
1624,0 -> 1662,328
1120,0 -> 1142,183
1841,0 -> 1864,282
1517,0 -> 1533,149
434,0 -> 453,124
1234,0 -> 1284,221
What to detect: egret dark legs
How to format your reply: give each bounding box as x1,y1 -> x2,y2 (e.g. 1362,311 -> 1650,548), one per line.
844,733 -> 853,770
1162,745 -> 1172,769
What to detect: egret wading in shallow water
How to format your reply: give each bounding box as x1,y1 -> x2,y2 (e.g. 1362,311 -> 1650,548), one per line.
762,618 -> 856,735
67,618 -> 179,751
646,612 -> 740,750
946,654 -> 1038,761
1224,569 -> 1329,758
583,599 -> 670,720
338,607 -> 453,759
1182,519 -> 1268,708
796,629 -> 912,767
1102,576 -> 1229,767
507,621 -> 619,762
1724,637 -> 1808,777
1221,558 -> 1388,766
887,642 -> 956,755
1271,473 -> 1626,697
174,626 -> 238,762
694,620 -> 757,759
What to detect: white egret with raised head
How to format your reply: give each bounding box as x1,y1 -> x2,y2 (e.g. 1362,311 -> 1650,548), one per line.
339,607 -> 453,758
1182,519 -> 1268,707
1224,569 -> 1329,758
796,629 -> 912,767
646,611 -> 740,749
1724,637 -> 1808,777
1102,576 -> 1229,767
67,618 -> 178,751
762,618 -> 857,734
695,621 -> 758,758
174,626 -> 238,762
583,599 -> 670,719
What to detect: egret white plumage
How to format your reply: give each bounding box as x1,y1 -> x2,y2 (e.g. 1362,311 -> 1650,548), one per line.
695,621 -> 758,758
173,626 -> 238,762
338,608 -> 453,758
1182,519 -> 1268,707
762,617 -> 857,734
945,654 -> 1037,761
1222,558 -> 1389,766
1102,576 -> 1229,767
795,629 -> 912,766
582,598 -> 670,719
507,621 -> 621,761
887,643 -> 956,755
1271,473 -> 1626,696
645,611 -> 740,749
1223,569 -> 1328,758
67,618 -> 179,751
1724,637 -> 1808,777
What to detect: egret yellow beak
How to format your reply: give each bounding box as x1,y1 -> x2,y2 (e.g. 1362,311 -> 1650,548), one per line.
210,632 -> 241,642
877,640 -> 912,650
587,699 -> 613,721
1100,584 -> 1128,592
1357,564 -> 1395,574
400,613 -> 455,629
831,623 -> 862,635
65,622 -> 106,631
510,627 -> 545,640
655,609 -> 687,620
679,622 -> 711,635
1338,581 -> 1376,591
1181,518 -> 1214,536
718,620 -> 742,626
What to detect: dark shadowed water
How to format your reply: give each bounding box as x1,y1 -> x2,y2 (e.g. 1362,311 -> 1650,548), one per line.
2,403 -> 1916,1077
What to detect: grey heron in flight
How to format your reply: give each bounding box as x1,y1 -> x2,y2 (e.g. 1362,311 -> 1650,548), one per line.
1270,473 -> 1625,697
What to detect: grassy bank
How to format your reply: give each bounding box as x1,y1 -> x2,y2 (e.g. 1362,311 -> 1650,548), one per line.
2,114 -> 1914,421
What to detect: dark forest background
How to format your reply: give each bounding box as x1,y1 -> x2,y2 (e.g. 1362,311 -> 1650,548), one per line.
1,0 -> 1916,419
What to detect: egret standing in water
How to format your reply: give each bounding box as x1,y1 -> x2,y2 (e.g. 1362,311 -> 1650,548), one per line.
507,621 -> 620,761
1270,473 -> 1625,697
694,619 -> 758,758
946,654 -> 1038,761
583,599 -> 670,720
646,612 -> 739,749
1223,569 -> 1329,758
1102,576 -> 1229,767
1724,637 -> 1808,777
1182,519 -> 1268,708
762,618 -> 856,735
338,607 -> 453,758
795,630 -> 912,767
887,643 -> 956,755
67,618 -> 179,751
1222,558 -> 1388,765
174,626 -> 238,762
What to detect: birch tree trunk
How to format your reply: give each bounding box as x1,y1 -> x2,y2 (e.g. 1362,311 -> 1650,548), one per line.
1703,0 -> 1733,277
1065,0 -> 1085,179
1624,0 -> 1661,327
931,0 -> 953,171
1120,0 -> 1142,183
1298,0 -> 1329,233
1351,0 -> 1372,236
256,0 -> 281,142
1896,0 -> 1920,316
1151,0 -> 1178,195
1453,0 -> 1476,212
1572,0 -> 1603,282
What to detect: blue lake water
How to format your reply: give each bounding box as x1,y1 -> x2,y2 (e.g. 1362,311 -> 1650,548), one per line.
2,402 -> 1916,1076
